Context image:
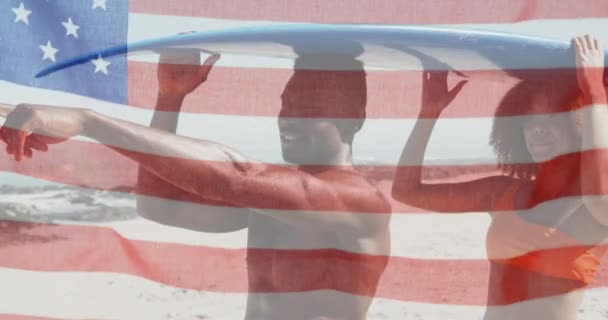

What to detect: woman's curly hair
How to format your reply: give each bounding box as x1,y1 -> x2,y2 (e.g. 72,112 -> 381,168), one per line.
490,78 -> 581,180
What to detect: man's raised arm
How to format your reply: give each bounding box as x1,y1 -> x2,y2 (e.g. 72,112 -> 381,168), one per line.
1,103 -> 388,236
135,52 -> 249,232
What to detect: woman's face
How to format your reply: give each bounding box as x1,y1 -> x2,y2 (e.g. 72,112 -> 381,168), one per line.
521,93 -> 579,162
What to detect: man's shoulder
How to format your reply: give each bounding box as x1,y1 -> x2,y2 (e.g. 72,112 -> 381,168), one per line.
320,169 -> 391,213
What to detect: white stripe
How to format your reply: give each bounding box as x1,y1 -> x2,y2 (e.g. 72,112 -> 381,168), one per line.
0,268 -> 606,320
127,13 -> 286,43
127,13 -> 297,69
128,14 -> 608,44
126,14 -> 608,69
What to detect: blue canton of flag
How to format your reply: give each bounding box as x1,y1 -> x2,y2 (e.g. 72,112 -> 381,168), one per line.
0,0 -> 128,104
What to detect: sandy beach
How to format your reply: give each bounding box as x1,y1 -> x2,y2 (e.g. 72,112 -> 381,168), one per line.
0,181 -> 607,319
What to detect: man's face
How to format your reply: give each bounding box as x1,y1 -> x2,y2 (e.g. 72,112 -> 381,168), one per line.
278,72 -> 345,165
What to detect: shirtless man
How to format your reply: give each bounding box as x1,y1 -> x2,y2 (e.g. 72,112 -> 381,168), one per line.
0,52 -> 391,319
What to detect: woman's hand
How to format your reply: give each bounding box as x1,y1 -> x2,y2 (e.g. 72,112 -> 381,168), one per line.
420,70 -> 467,117
573,35 -> 607,105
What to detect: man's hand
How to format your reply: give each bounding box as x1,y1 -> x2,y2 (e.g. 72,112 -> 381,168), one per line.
573,35 -> 607,105
420,70 -> 467,117
0,104 -> 89,161
157,51 -> 220,100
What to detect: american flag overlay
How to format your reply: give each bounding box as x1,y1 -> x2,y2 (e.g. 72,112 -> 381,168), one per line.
0,0 -> 128,103
1,1 -> 608,319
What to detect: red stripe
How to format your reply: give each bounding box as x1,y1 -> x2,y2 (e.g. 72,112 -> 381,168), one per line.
1,220 -> 606,306
129,0 -> 608,24
1,138 -> 605,213
128,62 -> 580,118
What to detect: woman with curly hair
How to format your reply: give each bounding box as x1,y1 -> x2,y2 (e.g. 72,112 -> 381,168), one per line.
392,35 -> 608,319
